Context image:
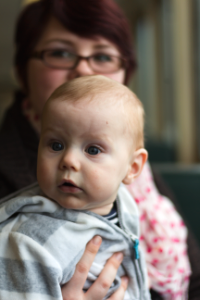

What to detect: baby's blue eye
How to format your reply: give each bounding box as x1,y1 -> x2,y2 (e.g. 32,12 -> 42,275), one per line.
51,142 -> 64,151
86,146 -> 101,155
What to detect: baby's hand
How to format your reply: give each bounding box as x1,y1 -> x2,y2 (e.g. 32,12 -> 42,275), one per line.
61,236 -> 128,300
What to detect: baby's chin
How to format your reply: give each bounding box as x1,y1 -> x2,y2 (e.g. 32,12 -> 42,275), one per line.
42,190 -> 114,216
87,203 -> 114,216
54,199 -> 113,216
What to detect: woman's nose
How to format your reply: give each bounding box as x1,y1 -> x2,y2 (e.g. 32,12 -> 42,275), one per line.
68,59 -> 94,79
59,149 -> 81,172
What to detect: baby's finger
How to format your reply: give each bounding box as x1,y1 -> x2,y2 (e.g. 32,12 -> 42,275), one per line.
86,252 -> 123,300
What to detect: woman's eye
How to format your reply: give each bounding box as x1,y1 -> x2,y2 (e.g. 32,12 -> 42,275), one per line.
86,146 -> 101,155
51,142 -> 64,151
48,50 -> 75,59
93,54 -> 112,63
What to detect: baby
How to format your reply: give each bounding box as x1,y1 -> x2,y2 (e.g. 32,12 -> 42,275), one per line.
0,75 -> 149,300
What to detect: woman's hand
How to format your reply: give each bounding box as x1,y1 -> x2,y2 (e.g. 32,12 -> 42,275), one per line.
62,235 -> 128,300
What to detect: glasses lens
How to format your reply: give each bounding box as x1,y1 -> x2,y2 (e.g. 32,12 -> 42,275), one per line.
89,54 -> 122,73
44,49 -> 77,68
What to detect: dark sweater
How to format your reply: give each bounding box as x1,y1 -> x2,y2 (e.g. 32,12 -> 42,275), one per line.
0,92 -> 38,200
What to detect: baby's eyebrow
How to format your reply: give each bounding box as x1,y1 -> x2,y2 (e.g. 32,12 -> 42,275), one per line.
40,127 -> 59,137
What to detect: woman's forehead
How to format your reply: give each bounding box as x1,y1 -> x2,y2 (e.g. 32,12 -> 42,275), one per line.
34,17 -> 121,55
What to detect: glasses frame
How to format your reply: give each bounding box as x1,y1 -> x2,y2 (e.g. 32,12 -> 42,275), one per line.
31,49 -> 127,73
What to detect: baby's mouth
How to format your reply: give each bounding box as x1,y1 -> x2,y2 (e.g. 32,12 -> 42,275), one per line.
58,180 -> 82,193
63,181 -> 76,187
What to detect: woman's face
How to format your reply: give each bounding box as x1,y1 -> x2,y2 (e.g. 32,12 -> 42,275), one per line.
26,17 -> 126,116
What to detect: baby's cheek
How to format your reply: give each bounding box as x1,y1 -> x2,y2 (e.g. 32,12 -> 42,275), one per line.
38,160 -> 51,187
91,169 -> 115,195
89,169 -> 104,190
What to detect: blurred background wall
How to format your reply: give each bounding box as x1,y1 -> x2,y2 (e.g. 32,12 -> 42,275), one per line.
0,0 -> 199,164
117,0 -> 199,164
0,0 -> 21,124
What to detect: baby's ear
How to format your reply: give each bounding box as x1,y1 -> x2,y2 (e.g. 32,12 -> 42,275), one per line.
122,149 -> 148,185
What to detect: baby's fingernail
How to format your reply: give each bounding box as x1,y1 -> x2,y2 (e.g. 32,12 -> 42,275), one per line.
114,252 -> 123,261
92,236 -> 102,245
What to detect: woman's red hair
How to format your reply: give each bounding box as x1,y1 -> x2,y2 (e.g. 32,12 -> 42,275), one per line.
15,0 -> 137,88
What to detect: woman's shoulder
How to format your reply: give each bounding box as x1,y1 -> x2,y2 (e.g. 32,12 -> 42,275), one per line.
0,91 -> 39,199
1,91 -> 27,133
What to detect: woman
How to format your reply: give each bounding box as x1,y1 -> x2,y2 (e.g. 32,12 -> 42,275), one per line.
0,0 -> 198,299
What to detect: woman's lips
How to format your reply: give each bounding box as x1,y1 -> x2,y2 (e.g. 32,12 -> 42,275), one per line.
58,180 -> 82,193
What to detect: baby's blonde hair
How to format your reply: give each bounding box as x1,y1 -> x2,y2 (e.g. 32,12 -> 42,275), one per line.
46,75 -> 145,149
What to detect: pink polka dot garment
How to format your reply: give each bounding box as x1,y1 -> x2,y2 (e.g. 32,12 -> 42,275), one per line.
127,162 -> 191,300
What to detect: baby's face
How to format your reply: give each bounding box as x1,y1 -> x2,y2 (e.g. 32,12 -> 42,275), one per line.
37,96 -> 134,215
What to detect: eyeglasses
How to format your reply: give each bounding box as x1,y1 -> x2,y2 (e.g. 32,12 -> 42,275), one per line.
31,49 -> 126,73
